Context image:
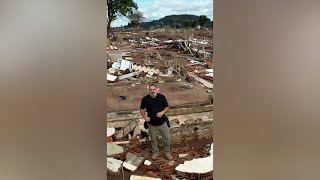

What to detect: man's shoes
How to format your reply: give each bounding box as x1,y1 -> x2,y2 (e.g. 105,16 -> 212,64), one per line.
164,153 -> 173,160
151,153 -> 159,160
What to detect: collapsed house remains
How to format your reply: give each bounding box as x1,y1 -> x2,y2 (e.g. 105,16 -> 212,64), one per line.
107,28 -> 214,179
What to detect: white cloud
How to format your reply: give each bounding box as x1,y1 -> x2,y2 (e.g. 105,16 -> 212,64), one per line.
111,16 -> 130,27
112,0 -> 213,27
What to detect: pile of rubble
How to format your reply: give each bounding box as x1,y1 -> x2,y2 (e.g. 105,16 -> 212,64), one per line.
107,28 -> 213,91
107,28 -> 214,179
106,119 -> 213,179
107,138 -> 213,179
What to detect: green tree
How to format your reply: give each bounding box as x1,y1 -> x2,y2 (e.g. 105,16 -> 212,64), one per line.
198,15 -> 210,27
107,0 -> 138,34
184,20 -> 197,28
127,10 -> 145,29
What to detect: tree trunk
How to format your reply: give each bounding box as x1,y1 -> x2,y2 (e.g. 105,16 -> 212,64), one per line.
106,0 -> 110,38
106,0 -> 112,37
107,21 -> 111,37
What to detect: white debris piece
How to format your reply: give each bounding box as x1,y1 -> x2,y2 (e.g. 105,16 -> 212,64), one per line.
175,156 -> 213,174
139,66 -> 146,72
130,175 -> 161,180
111,59 -> 133,71
107,45 -> 118,50
107,157 -> 123,174
107,143 -> 124,156
206,69 -> 213,73
120,60 -> 133,71
123,162 -> 137,172
188,73 -> 213,89
107,74 -> 117,81
164,40 -> 173,43
194,69 -> 200,74
132,125 -> 141,138
187,60 -> 206,66
108,68 -> 116,74
108,53 -> 122,62
146,71 -> 154,78
118,71 -> 140,80
107,127 -> 116,137
144,160 -> 152,166
132,65 -> 160,74
111,61 -> 120,69
206,73 -> 213,77
123,152 -> 144,172
178,154 -> 188,158
166,68 -> 174,76
209,143 -> 213,156
144,67 -> 151,73
124,57 -> 133,60
205,69 -> 214,77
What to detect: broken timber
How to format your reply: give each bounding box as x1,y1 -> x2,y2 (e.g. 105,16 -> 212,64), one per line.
188,73 -> 213,89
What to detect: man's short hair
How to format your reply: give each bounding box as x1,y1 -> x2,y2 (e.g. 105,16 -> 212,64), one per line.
149,84 -> 157,89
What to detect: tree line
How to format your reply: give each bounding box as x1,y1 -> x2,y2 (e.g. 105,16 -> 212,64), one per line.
107,0 -> 212,32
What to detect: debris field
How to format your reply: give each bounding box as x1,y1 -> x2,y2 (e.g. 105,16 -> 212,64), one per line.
107,28 -> 214,180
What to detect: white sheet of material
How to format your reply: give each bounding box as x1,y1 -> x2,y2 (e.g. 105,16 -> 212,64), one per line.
107,74 -> 117,81
175,155 -> 213,173
175,143 -> 214,174
144,160 -> 152,166
123,162 -> 137,172
107,127 -> 115,137
107,157 -> 123,173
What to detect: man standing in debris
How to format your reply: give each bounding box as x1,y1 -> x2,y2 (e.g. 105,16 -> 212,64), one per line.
140,84 -> 172,160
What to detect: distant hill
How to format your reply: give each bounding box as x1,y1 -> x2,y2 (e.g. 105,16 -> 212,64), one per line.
123,14 -> 212,29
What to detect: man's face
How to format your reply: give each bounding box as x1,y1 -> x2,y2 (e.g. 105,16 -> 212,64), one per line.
149,85 -> 158,98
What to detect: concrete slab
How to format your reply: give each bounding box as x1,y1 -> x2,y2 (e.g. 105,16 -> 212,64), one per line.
123,152 -> 145,172
106,82 -> 211,112
107,143 -> 124,156
107,157 -> 123,176
108,53 -> 123,62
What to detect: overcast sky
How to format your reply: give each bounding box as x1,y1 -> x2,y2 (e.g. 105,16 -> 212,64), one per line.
111,0 -> 214,27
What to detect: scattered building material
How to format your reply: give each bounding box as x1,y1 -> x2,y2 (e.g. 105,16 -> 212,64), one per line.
118,71 -> 140,80
123,119 -> 139,138
112,138 -> 147,145
186,59 -> 206,66
107,143 -> 124,156
107,127 -> 116,137
188,73 -> 213,89
107,28 -> 214,179
178,154 -> 189,158
144,160 -> 152,166
108,53 -> 122,62
123,152 -> 145,172
107,74 -> 117,82
111,59 -> 133,71
129,175 -> 161,180
205,69 -> 214,77
175,156 -> 213,174
132,125 -> 142,138
159,68 -> 175,77
145,46 -> 165,50
107,45 -> 118,50
107,157 -> 123,176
